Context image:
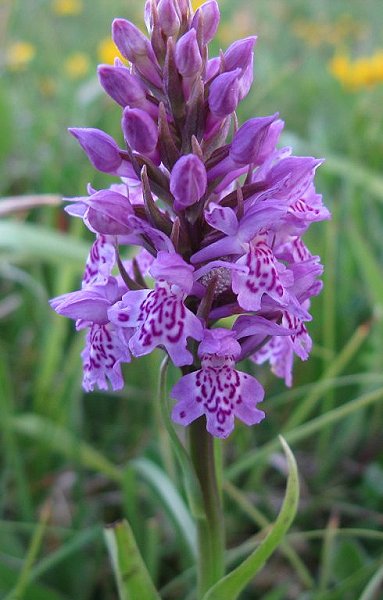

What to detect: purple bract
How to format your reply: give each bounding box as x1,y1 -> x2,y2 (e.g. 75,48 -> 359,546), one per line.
50,0 -> 330,438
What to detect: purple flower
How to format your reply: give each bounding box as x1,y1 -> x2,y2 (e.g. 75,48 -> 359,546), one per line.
50,277 -> 121,324
65,188 -> 134,235
231,235 -> 292,311
252,308 -> 312,387
82,235 -> 116,287
171,329 -> 265,438
82,323 -> 131,391
108,252 -> 203,366
52,0 -> 330,437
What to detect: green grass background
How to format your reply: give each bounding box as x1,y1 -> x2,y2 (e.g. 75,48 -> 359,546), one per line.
1,0 -> 383,598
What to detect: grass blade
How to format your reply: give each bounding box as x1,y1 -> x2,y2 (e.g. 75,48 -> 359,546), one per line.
0,220 -> 89,266
358,562 -> 383,600
228,386 -> 383,480
3,502 -> 51,600
104,519 -> 161,600
132,457 -> 197,560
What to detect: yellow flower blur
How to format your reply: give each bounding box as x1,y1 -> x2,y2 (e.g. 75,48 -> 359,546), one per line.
191,0 -> 205,10
6,42 -> 36,71
97,38 -> 126,65
64,52 -> 90,79
52,0 -> 83,16
329,50 -> 383,90
293,15 -> 365,48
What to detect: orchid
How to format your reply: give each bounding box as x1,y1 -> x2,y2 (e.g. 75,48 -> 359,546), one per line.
51,0 -> 329,439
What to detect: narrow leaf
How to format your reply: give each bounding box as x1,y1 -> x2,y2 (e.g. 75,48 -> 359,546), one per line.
348,224 -> 383,308
228,386 -> 383,480
132,457 -> 198,559
104,519 -> 161,600
0,221 -> 89,266
203,437 -> 299,600
359,562 -> 383,600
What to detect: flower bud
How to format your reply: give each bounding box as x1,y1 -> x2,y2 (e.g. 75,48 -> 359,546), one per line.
224,36 -> 257,72
69,128 -> 124,174
208,68 -> 241,117
205,56 -> 220,81
157,0 -> 180,37
192,0 -> 220,45
175,29 -> 202,77
122,108 -> 158,154
230,114 -> 279,165
170,154 -> 207,211
224,36 -> 256,100
112,19 -> 162,87
98,65 -> 146,108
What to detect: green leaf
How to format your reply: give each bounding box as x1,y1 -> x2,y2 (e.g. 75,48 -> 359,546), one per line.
0,220 -> 89,266
348,224 -> 383,308
359,562 -> 383,600
324,154 -> 383,203
3,503 -> 51,600
227,386 -> 383,480
132,457 -> 197,560
11,413 -> 122,483
104,519 -> 161,600
202,437 -> 299,600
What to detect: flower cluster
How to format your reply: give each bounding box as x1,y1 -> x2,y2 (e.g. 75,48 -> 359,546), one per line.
51,0 -> 330,438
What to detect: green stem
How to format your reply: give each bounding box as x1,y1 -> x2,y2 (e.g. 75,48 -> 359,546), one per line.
189,417 -> 225,597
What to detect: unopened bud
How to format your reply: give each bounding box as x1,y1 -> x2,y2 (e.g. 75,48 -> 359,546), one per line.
170,154 -> 207,211
112,19 -> 162,87
192,0 -> 220,45
230,115 -> 279,165
175,29 -> 202,77
224,36 -> 256,71
69,128 -> 122,173
98,65 -> 146,108
208,69 -> 241,117
224,37 -> 257,100
122,108 -> 159,154
157,0 -> 180,36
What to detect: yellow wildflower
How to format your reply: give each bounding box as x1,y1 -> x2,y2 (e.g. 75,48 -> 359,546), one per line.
97,38 -> 126,65
349,57 -> 375,88
6,41 -> 35,71
329,51 -> 383,91
328,54 -> 351,87
370,51 -> 383,82
64,52 -> 90,79
52,0 -> 83,16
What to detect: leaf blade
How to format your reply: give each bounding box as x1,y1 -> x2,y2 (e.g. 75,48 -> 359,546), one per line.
203,437 -> 299,600
104,519 -> 161,600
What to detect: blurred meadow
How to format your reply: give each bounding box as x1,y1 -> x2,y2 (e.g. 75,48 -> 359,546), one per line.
1,0 -> 383,598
